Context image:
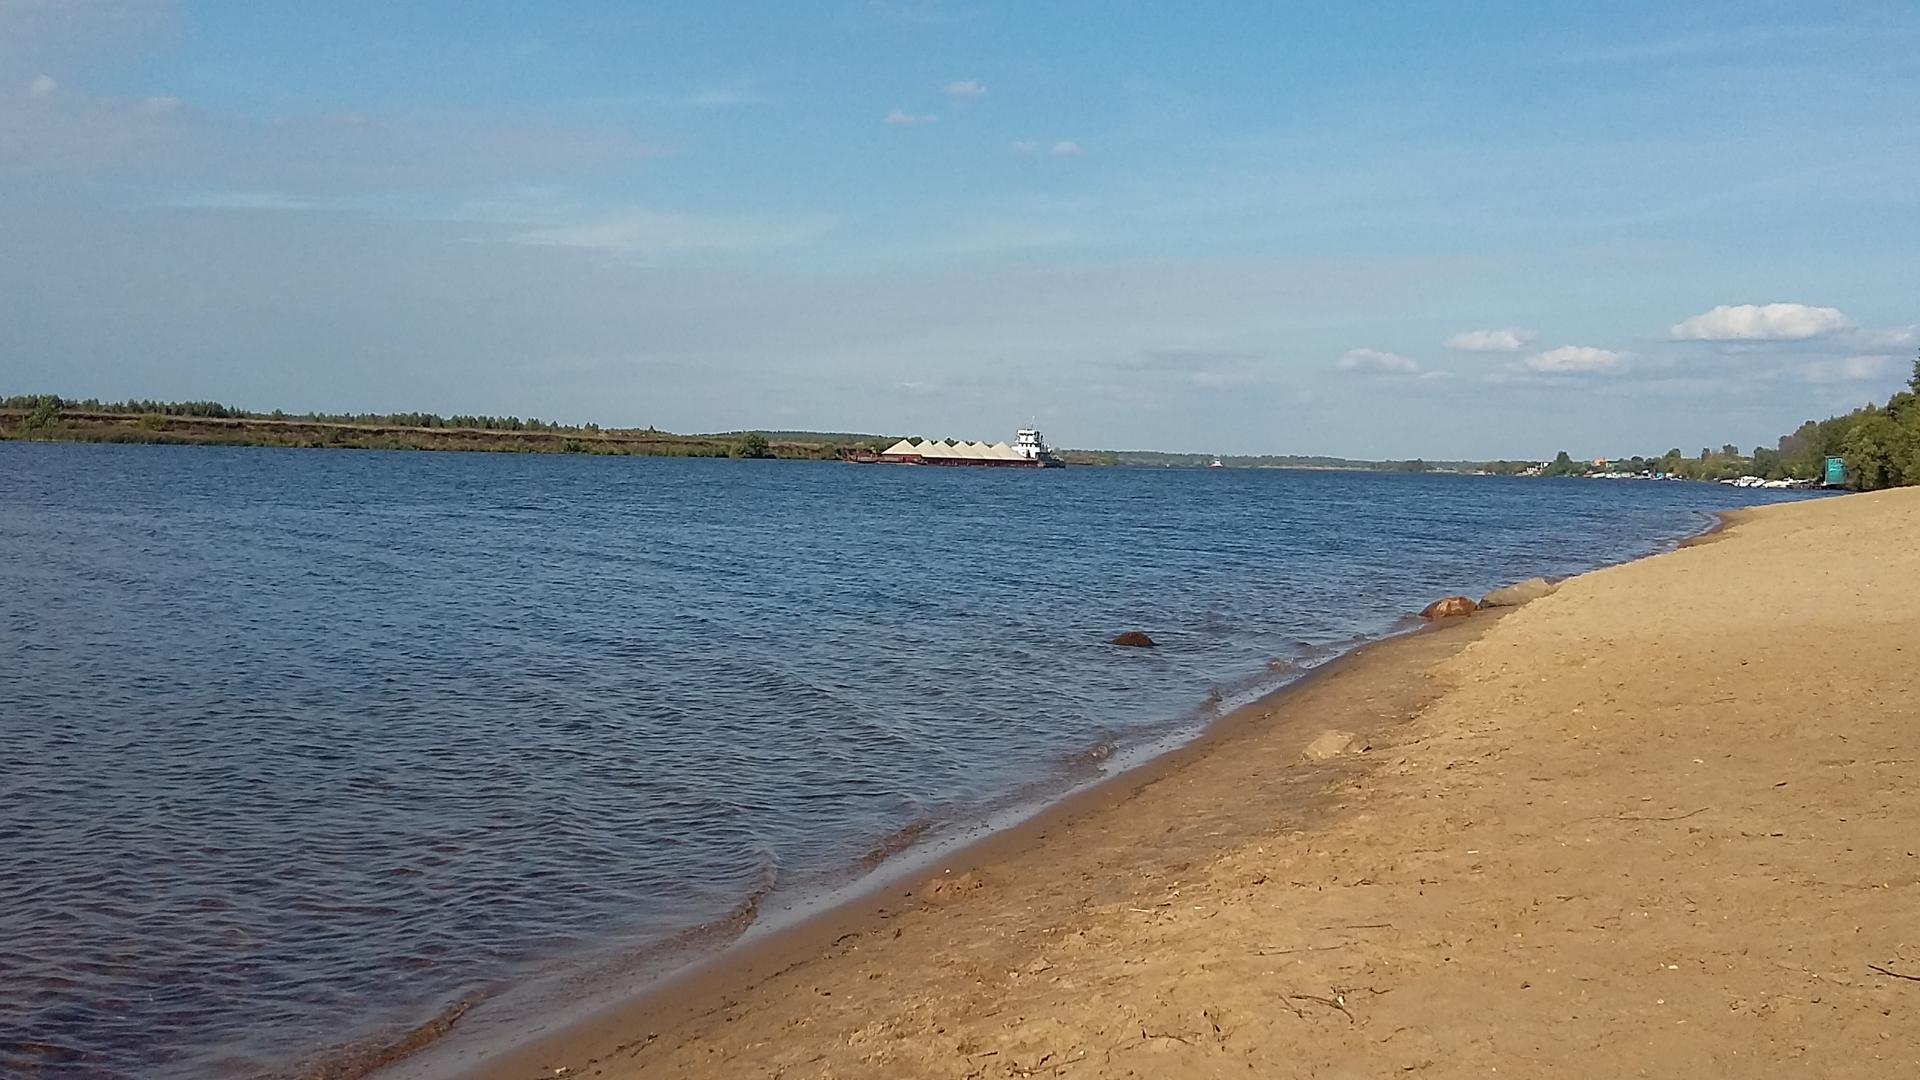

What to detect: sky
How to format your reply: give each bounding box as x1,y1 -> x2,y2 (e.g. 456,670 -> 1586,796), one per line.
2,0 -> 1916,459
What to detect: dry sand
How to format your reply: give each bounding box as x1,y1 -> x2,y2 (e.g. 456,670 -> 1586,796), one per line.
464,488 -> 1920,1079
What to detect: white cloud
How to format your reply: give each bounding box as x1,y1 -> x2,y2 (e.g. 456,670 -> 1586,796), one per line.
1337,348 -> 1418,373
1669,302 -> 1852,341
514,209 -> 840,256
27,74 -> 57,98
1009,139 -> 1040,155
1802,355 -> 1894,383
1444,327 -> 1535,352
884,108 -> 937,126
1524,345 -> 1626,374
1049,140 -> 1082,157
943,79 -> 987,101
139,95 -> 182,115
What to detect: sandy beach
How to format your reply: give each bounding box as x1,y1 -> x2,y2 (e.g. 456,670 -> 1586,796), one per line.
454,488 -> 1920,1079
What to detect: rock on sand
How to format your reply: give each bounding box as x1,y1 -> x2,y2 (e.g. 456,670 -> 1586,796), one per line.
1420,596 -> 1478,620
1480,576 -> 1557,608
1301,729 -> 1363,761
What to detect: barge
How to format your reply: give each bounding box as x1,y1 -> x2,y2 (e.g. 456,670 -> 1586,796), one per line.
841,427 -> 1065,468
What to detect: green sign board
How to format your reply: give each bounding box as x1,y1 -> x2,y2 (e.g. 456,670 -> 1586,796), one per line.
1824,455 -> 1847,486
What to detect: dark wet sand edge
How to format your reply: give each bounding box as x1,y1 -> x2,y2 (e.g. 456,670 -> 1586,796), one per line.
409,508 -> 1749,1080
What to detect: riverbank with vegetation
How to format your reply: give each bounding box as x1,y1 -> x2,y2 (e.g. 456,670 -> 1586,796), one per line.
1518,355 -> 1920,490
0,396 -> 878,460
9,359 -> 1920,492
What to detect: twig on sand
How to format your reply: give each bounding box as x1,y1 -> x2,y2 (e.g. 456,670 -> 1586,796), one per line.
1255,942 -> 1352,956
1319,922 -> 1395,930
1141,1030 -> 1194,1045
1290,993 -> 1356,1024
1868,963 -> 1920,983
1615,807 -> 1710,822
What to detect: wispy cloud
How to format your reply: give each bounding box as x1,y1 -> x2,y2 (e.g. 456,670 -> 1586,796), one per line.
944,219 -> 1095,253
27,74 -> 57,98
1801,355 -> 1894,383
684,83 -> 766,108
1558,22 -> 1866,65
1524,345 -> 1626,374
1855,325 -> 1918,350
1010,138 -> 1082,157
1444,327 -> 1534,352
171,190 -> 315,211
884,108 -> 937,127
867,1 -> 978,27
513,209 -> 840,257
943,79 -> 986,101
1337,347 -> 1418,373
1669,302 -> 1851,341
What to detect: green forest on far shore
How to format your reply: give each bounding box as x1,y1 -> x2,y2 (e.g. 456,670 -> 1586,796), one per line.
1505,355 -> 1920,489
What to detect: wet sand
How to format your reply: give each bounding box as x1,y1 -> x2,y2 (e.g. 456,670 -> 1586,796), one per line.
442,488 -> 1920,1079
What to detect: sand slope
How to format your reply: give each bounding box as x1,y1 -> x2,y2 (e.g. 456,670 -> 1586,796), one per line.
490,489 -> 1920,1079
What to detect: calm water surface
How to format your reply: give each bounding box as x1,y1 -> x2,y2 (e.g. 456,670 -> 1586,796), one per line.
0,443 -> 1818,1077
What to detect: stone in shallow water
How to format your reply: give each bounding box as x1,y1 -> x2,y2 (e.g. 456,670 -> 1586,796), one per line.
1109,631 -> 1156,647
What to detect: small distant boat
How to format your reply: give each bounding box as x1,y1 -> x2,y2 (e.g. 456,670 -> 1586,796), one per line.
1208,455 -> 1225,469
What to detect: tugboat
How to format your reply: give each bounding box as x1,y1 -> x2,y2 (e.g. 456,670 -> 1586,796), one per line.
1014,427 -> 1066,468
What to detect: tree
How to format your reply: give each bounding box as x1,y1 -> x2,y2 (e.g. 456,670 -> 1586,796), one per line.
1544,450 -> 1579,476
1842,411 -> 1912,491
732,431 -> 773,459
23,394 -> 60,431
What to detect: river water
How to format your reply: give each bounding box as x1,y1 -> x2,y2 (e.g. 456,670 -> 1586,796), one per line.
0,442 -> 1818,1076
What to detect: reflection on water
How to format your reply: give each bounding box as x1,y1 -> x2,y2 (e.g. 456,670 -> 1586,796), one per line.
0,443 -> 1815,1077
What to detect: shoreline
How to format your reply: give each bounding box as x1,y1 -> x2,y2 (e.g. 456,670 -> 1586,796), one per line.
411,489 -> 1919,1078
364,505 -> 1746,1080
390,609 -> 1505,1080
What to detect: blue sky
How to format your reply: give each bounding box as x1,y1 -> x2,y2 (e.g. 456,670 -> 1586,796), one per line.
2,0 -> 1915,457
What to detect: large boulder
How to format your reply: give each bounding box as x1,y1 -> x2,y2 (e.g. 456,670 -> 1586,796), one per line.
1481,576 -> 1557,608
1420,595 -> 1478,620
1109,631 -> 1157,647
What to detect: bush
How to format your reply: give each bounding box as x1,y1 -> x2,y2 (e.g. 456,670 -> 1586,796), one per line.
23,394 -> 60,431
732,431 -> 772,459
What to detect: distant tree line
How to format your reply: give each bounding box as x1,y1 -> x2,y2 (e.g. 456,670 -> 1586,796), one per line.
0,393 -> 881,461
0,395 -> 615,435
1528,352 -> 1920,490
